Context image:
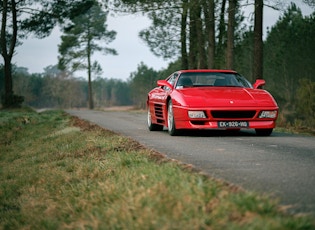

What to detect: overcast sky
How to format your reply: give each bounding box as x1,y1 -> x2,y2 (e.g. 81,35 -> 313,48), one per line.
8,1 -> 314,81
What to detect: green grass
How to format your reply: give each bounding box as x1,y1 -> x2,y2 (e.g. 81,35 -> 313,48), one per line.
0,109 -> 314,229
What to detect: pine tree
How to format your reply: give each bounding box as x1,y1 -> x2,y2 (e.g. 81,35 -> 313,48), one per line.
58,1 -> 117,109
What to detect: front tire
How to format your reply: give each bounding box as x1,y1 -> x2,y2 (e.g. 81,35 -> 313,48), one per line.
147,108 -> 163,131
255,128 -> 273,136
167,100 -> 179,136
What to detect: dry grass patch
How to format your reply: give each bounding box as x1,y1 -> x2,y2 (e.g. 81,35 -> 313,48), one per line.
0,109 -> 314,229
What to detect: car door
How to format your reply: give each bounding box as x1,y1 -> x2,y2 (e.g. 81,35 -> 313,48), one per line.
149,73 -> 178,123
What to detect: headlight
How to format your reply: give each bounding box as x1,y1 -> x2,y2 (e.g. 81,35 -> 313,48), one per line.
188,111 -> 206,118
259,110 -> 277,118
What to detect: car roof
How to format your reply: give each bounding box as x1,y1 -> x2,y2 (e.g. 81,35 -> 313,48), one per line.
177,69 -> 237,74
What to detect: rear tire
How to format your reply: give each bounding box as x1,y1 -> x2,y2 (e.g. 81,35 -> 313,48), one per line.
255,128 -> 273,136
167,101 -> 180,136
147,108 -> 163,131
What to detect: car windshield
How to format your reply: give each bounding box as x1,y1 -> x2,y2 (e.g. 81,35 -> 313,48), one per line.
175,72 -> 253,88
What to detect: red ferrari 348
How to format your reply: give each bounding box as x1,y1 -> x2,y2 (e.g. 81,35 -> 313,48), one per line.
147,69 -> 278,136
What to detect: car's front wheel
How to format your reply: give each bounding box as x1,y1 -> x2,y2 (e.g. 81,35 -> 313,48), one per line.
255,128 -> 273,136
147,108 -> 163,131
167,100 -> 179,136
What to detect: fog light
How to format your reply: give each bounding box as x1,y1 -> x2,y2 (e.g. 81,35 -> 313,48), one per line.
259,110 -> 277,118
188,111 -> 206,118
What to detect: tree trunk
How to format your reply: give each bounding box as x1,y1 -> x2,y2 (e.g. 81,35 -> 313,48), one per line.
226,0 -> 236,69
204,0 -> 215,69
188,0 -> 198,69
181,0 -> 189,69
3,59 -> 13,96
87,38 -> 94,110
216,0 -> 227,68
1,0 -> 19,107
253,0 -> 263,80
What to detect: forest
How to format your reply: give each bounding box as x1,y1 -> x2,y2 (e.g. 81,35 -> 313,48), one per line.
0,0 -> 314,130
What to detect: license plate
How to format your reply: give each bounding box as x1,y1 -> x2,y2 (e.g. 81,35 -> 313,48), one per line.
218,121 -> 249,128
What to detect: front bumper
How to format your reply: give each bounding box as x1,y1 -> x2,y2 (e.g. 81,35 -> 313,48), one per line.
173,105 -> 278,130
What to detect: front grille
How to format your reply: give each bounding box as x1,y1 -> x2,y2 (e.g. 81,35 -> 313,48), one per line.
211,110 -> 256,119
154,104 -> 163,119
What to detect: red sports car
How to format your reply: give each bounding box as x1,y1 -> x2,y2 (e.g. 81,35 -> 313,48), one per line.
147,69 -> 278,136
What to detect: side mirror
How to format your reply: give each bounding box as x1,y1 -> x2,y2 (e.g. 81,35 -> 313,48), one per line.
157,80 -> 174,90
253,79 -> 265,89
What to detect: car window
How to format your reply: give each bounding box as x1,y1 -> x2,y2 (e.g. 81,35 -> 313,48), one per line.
233,74 -> 253,88
176,72 -> 253,88
167,73 -> 178,86
176,75 -> 193,88
162,73 -> 178,90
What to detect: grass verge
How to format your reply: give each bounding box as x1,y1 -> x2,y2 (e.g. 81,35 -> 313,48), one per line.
0,109 -> 314,229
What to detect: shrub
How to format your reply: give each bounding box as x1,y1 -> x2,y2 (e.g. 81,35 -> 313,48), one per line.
1,93 -> 24,108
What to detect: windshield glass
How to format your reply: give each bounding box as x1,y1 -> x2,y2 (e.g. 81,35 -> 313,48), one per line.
176,72 -> 253,88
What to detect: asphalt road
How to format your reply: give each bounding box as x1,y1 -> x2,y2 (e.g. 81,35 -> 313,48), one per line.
66,109 -> 315,216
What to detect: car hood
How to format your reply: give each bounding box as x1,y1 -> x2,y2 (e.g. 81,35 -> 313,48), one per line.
176,87 -> 277,107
